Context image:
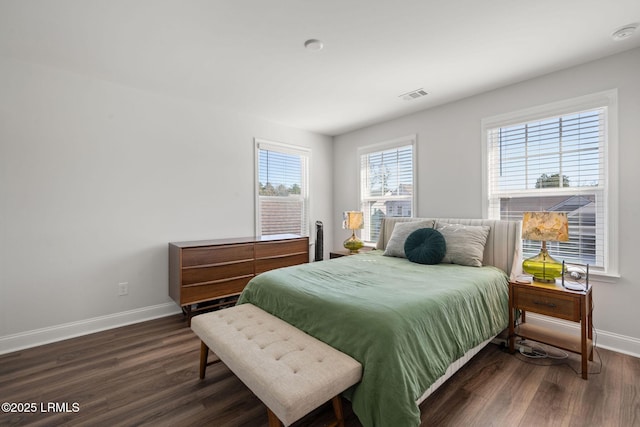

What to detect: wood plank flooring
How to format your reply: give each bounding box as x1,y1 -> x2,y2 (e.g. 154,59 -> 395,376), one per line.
1,314 -> 638,427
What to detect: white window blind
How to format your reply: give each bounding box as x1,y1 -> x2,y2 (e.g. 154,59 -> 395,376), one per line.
255,139 -> 309,237
359,136 -> 416,243
486,101 -> 612,271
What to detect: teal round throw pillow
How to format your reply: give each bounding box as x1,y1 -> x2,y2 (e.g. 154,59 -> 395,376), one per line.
404,228 -> 446,265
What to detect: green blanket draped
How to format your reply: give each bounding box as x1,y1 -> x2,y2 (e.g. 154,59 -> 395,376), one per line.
237,251 -> 509,427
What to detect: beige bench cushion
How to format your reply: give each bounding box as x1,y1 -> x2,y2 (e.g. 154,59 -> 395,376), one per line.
191,303 -> 362,426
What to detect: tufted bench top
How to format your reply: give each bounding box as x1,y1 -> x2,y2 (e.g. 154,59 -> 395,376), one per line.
191,303 -> 362,426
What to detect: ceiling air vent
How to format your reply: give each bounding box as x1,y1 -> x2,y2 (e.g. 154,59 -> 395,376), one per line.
399,88 -> 428,101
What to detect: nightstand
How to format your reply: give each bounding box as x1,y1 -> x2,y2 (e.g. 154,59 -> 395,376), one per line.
329,247 -> 373,259
508,280 -> 593,379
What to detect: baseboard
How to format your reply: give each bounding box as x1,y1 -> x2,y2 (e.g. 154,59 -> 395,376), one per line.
0,302 -> 182,355
525,313 -> 640,358
3,306 -> 638,359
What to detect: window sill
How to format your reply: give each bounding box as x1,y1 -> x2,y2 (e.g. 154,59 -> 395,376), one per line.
588,270 -> 620,284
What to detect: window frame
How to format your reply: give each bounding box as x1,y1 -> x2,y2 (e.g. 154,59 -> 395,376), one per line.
254,138 -> 311,238
481,90 -> 619,278
357,135 -> 417,244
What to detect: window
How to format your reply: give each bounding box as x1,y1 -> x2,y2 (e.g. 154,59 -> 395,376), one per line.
255,139 -> 310,237
483,91 -> 618,275
359,135 -> 416,243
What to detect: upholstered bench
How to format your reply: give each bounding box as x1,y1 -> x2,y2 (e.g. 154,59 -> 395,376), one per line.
191,303 -> 362,427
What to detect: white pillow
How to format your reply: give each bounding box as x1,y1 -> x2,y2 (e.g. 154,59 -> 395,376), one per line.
436,223 -> 490,267
383,220 -> 435,258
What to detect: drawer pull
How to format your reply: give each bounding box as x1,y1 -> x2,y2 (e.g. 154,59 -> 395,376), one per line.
533,300 -> 556,308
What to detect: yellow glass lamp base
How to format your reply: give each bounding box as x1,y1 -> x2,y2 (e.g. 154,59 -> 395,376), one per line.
343,231 -> 364,253
522,247 -> 563,283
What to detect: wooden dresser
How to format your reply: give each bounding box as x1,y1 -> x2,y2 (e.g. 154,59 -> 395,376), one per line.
169,234 -> 309,322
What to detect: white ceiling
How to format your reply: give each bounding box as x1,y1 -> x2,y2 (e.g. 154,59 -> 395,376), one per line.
1,0 -> 639,136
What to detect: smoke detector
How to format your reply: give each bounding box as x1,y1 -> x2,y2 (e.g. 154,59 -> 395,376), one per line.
611,24 -> 637,41
399,88 -> 428,101
304,39 -> 324,51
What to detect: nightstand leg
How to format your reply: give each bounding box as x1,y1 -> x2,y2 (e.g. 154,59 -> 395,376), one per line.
588,292 -> 594,362
508,285 -> 515,353
581,293 -> 588,379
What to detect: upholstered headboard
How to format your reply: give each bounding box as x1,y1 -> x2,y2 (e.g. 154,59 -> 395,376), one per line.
376,217 -> 522,278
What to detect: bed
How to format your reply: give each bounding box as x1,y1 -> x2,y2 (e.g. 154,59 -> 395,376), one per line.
237,217 -> 521,427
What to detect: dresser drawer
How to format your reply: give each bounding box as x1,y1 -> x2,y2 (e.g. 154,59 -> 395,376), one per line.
181,260 -> 254,285
514,287 -> 580,321
255,252 -> 309,274
182,244 -> 254,267
181,276 -> 253,305
255,238 -> 308,259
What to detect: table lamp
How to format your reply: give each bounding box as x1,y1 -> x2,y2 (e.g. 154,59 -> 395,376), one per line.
343,211 -> 364,253
521,211 -> 569,283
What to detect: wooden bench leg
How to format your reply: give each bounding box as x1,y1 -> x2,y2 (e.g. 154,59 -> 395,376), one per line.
267,407 -> 283,427
332,395 -> 345,427
199,341 -> 209,379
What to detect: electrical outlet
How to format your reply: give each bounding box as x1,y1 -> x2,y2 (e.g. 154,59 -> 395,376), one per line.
118,282 -> 129,296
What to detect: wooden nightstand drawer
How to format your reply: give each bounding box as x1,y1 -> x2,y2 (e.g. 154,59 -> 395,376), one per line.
330,247 -> 373,258
514,287 -> 580,321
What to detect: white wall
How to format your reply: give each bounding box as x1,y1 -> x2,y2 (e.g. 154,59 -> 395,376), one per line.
0,57 -> 333,352
333,48 -> 640,356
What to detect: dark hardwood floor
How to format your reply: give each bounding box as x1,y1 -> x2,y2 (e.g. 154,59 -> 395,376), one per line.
1,314 -> 638,427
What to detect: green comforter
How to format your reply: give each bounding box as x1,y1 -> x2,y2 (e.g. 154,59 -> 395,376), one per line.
237,250 -> 509,427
